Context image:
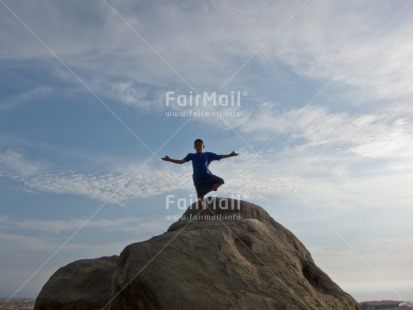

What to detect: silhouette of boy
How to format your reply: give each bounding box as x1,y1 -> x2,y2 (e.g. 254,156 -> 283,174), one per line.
162,138 -> 238,220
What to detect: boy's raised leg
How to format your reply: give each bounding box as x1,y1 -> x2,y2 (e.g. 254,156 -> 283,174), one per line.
210,183 -> 222,192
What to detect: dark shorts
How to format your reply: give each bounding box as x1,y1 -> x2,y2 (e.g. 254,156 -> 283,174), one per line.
193,174 -> 224,198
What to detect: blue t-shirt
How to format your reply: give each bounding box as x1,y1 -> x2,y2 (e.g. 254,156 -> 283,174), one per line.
184,152 -> 222,177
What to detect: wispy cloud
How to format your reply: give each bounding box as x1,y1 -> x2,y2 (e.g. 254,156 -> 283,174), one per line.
0,86 -> 53,111
23,167 -> 190,204
2,122 -> 412,209
0,150 -> 48,178
352,119 -> 413,159
203,104 -> 413,161
0,232 -> 53,252
0,149 -> 299,203
310,236 -> 413,300
266,1 -> 413,103
1,215 -> 166,235
0,149 -> 188,203
2,1 -> 412,109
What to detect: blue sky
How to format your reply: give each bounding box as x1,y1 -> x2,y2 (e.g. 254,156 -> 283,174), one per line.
1,0 -> 413,302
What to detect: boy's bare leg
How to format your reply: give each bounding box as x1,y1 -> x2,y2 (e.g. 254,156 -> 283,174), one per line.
210,183 -> 223,192
198,196 -> 205,221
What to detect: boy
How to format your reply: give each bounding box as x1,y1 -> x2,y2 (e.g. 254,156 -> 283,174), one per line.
162,138 -> 238,220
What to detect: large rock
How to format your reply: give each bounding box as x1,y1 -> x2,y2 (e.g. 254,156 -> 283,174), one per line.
34,255 -> 118,310
110,198 -> 359,309
35,198 -> 360,310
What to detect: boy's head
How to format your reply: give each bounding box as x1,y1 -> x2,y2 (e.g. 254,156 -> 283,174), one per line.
194,138 -> 204,153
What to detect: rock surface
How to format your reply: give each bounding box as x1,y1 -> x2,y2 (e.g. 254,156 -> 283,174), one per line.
35,198 -> 360,310
34,255 -> 118,310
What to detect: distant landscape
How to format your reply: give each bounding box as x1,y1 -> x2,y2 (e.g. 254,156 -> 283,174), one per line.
359,300 -> 412,309
0,298 -> 412,309
0,298 -> 35,310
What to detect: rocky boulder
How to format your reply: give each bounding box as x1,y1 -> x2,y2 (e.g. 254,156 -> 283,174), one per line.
34,255 -> 118,310
35,198 -> 360,310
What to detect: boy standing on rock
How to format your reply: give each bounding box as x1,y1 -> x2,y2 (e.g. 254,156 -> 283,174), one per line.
162,138 -> 238,220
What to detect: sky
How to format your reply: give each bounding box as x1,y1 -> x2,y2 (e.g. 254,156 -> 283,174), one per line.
0,0 -> 412,303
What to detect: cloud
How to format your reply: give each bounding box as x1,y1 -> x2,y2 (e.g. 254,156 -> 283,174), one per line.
1,0 -> 412,215
0,149 -> 189,203
351,119 -> 413,159
0,214 -> 169,296
2,118 -> 412,208
1,215 -> 166,236
202,104 -> 413,162
0,146 -> 299,204
1,0 -> 412,180
0,232 -> 53,253
0,6 -> 363,90
23,167 -> 190,204
210,149 -> 300,200
2,89 -> 412,211
310,240 -> 413,301
2,0 -> 412,109
0,86 -> 53,111
266,1 -> 413,102
0,150 -> 48,178
89,78 -> 166,111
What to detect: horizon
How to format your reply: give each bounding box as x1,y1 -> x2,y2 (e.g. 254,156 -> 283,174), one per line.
1,0 -> 412,303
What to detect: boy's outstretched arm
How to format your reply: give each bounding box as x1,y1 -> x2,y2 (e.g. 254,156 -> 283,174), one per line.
220,151 -> 239,159
162,155 -> 186,164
